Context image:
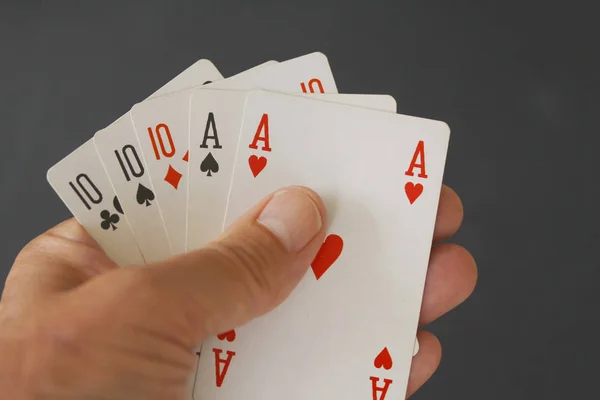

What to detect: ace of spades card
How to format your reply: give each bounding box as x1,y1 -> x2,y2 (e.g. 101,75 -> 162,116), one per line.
194,91 -> 450,400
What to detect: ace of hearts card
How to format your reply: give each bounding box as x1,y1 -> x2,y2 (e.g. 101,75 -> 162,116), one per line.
186,90 -> 398,251
193,91 -> 450,399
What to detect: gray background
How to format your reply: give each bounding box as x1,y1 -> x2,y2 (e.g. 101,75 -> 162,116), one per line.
1,1 -> 598,398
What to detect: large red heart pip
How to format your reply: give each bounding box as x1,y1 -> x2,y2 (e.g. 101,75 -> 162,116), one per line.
248,155 -> 267,177
310,234 -> 343,280
374,347 -> 393,370
217,330 -> 236,342
405,182 -> 423,204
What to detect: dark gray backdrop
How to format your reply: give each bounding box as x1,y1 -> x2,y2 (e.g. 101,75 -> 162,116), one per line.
1,1 -> 599,398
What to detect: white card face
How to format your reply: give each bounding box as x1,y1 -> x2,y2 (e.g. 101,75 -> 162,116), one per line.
208,52 -> 338,93
129,91 -> 194,255
230,60 -> 279,75
187,90 -> 418,358
134,55 -> 338,254
194,91 -> 450,399
304,95 -> 418,356
47,139 -> 144,266
93,62 -> 224,262
187,92 -> 397,252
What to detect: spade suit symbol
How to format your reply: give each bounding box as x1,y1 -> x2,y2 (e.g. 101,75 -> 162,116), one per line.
200,152 -> 219,177
136,184 -> 155,206
135,183 -> 154,207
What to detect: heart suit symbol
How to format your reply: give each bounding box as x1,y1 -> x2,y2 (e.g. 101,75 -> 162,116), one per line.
248,155 -> 267,177
374,347 -> 393,370
311,234 -> 343,280
405,182 -> 423,204
217,330 -> 236,342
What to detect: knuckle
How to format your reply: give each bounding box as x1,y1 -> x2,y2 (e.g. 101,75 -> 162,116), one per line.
17,231 -> 113,274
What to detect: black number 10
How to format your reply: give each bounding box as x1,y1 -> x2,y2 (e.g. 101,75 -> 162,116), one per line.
115,145 -> 144,182
69,173 -> 102,210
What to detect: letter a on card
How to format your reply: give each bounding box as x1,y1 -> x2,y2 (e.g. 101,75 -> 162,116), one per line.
248,113 -> 271,177
213,349 -> 236,388
404,140 -> 428,205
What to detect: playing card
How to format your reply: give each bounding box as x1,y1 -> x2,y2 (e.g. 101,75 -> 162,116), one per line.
47,139 -> 144,266
148,59 -> 224,98
228,60 -> 279,76
194,91 -> 450,399
187,91 -> 397,252
94,60 -> 224,262
208,52 -> 337,93
132,53 -> 338,254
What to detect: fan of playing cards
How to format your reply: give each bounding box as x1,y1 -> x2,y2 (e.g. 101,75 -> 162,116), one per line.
47,52 -> 450,400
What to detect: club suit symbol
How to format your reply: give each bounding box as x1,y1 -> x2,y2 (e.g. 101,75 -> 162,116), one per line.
100,210 -> 120,231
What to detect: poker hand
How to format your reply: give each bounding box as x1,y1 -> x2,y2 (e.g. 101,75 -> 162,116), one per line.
0,186 -> 475,399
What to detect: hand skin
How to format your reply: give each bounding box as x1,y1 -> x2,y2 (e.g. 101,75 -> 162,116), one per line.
0,185 -> 476,400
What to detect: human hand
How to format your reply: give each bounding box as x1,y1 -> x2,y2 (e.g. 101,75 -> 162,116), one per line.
0,185 -> 475,399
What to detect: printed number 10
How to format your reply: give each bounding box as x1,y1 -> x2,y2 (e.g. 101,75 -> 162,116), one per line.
148,123 -> 175,160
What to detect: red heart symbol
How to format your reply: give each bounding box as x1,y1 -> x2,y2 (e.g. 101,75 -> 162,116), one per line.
310,234 -> 343,280
374,347 -> 393,370
248,155 -> 267,177
217,330 -> 236,342
405,182 -> 423,204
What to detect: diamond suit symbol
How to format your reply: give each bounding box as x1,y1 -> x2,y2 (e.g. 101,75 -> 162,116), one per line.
164,164 -> 182,189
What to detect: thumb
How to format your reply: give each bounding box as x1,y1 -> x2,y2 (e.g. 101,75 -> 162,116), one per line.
113,186 -> 326,347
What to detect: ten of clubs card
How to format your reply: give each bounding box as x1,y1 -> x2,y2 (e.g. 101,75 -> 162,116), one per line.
193,91 -> 450,400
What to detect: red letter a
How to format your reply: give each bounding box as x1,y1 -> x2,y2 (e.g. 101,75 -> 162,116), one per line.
248,114 -> 271,151
370,376 -> 393,400
404,140 -> 428,178
213,348 -> 236,388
